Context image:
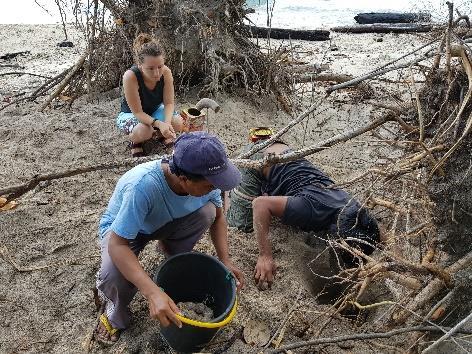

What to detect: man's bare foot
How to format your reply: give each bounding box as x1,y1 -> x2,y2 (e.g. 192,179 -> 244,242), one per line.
95,314 -> 120,344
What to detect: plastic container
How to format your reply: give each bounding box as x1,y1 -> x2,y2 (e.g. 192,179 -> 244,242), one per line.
153,252 -> 237,353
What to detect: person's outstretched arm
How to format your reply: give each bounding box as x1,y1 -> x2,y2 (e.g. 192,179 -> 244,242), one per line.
210,207 -> 245,290
252,195 -> 288,290
162,67 -> 176,124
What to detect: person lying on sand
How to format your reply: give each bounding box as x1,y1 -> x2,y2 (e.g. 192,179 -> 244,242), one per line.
116,33 -> 184,157
227,139 -> 380,290
95,132 -> 244,344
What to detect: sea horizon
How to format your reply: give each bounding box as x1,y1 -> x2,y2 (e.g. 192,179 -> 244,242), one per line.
0,0 -> 459,28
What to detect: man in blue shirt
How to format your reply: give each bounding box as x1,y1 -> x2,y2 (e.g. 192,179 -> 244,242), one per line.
95,132 -> 244,343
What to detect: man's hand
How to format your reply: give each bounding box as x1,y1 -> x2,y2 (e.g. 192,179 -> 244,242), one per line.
254,254 -> 277,290
223,260 -> 245,291
147,287 -> 182,328
157,121 -> 176,140
210,206 -> 245,291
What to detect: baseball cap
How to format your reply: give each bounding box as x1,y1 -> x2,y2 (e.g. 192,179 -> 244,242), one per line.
169,132 -> 241,191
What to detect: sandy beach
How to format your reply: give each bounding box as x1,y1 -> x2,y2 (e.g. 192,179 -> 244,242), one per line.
0,23 -> 441,353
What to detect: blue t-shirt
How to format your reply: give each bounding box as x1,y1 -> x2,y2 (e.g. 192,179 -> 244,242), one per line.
98,160 -> 222,239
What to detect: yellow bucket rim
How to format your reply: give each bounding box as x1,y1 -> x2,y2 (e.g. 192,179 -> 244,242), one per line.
175,297 -> 238,329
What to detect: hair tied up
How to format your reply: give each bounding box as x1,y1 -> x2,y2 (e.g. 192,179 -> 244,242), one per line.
132,33 -> 164,64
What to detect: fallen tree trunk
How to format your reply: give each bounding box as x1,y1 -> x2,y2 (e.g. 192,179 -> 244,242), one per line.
245,25 -> 330,41
354,12 -> 431,24
331,23 -> 433,34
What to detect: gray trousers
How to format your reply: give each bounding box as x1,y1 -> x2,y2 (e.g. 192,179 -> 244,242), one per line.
96,203 -> 216,329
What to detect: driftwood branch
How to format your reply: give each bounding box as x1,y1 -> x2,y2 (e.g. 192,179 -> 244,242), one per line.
0,157 -> 154,200
326,49 -> 435,94
39,51 -> 88,111
245,25 -> 330,41
0,51 -> 30,60
293,73 -> 352,84
235,114 -> 395,169
354,12 -> 431,24
0,72 -> 52,79
331,23 -> 433,34
422,312 -> 472,353
266,326 -> 471,353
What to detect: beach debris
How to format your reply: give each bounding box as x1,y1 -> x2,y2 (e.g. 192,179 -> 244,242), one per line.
0,51 -> 31,60
354,12 -> 431,24
0,197 -> 18,212
331,23 -> 433,34
57,41 -> 74,48
243,319 -> 270,347
245,25 -> 330,41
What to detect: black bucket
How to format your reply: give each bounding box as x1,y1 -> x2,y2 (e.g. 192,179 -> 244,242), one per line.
153,252 -> 237,353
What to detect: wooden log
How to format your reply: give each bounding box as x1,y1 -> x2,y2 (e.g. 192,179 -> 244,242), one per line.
245,25 -> 330,41
331,23 -> 433,34
354,12 -> 431,24
0,51 -> 31,60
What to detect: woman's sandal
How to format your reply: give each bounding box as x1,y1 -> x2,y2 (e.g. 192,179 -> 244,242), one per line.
95,313 -> 120,345
129,142 -> 146,157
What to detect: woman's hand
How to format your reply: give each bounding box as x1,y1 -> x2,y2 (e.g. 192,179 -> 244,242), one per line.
156,121 -> 176,140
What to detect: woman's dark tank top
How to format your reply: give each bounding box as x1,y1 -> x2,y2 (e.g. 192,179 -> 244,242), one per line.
120,65 -> 165,115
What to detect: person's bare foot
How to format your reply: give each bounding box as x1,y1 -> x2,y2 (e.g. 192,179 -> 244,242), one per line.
95,315 -> 120,344
129,142 -> 145,157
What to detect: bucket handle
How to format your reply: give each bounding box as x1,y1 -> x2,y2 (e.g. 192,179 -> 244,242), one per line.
175,297 -> 238,329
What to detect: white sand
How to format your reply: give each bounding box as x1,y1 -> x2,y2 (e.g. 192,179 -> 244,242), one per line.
0,23 -> 433,353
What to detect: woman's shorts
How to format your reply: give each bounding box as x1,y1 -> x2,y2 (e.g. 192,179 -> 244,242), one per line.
116,104 -> 165,134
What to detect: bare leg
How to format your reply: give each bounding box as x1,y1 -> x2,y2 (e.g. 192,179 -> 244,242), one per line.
129,123 -> 154,155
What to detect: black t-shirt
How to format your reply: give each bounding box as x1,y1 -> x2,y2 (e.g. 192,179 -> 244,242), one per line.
120,65 -> 165,115
263,153 -> 380,259
262,156 -> 350,209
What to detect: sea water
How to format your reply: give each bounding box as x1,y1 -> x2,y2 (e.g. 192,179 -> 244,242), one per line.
0,0 -> 464,26
245,0 -> 459,29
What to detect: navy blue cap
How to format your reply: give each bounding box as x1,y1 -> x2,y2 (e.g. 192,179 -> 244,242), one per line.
169,132 -> 241,191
